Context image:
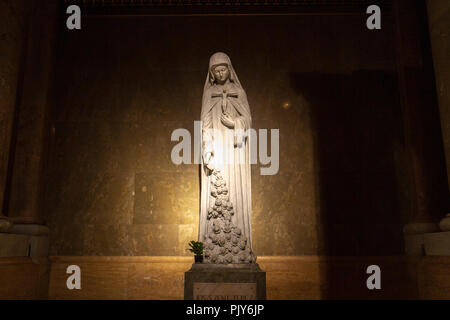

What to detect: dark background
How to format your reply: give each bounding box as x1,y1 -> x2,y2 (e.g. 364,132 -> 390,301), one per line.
0,0 -> 448,300
43,10 -> 422,257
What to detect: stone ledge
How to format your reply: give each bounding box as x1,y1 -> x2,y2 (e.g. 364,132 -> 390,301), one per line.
0,257 -> 33,265
403,222 -> 439,235
10,224 -> 49,236
49,255 -> 193,263
48,255 -> 421,263
47,255 -> 450,299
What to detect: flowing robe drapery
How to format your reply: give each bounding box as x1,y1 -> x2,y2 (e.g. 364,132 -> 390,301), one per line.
199,52 -> 253,250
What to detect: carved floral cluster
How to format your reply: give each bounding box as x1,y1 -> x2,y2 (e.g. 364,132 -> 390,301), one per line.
203,169 -> 256,264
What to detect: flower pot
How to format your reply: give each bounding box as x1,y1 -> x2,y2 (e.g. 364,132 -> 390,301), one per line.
194,254 -> 203,263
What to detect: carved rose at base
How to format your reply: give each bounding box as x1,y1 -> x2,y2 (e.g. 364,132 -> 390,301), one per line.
203,169 -> 256,264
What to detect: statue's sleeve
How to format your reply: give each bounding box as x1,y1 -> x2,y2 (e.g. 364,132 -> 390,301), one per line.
234,90 -> 252,146
201,103 -> 214,157
233,88 -> 252,130
231,89 -> 252,146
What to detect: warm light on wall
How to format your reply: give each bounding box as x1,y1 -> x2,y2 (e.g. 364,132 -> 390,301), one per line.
282,102 -> 291,109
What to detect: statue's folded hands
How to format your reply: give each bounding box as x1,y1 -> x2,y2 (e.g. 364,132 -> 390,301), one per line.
220,113 -> 235,128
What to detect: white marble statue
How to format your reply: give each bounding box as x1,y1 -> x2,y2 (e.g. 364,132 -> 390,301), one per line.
199,52 -> 256,264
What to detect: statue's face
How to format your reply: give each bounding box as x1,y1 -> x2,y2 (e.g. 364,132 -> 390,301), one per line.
213,64 -> 230,84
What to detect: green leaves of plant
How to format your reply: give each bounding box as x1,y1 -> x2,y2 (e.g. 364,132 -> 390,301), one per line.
187,240 -> 203,255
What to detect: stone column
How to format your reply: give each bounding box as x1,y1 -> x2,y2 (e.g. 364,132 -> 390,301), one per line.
394,0 -> 448,255
421,0 -> 450,255
427,1 -> 450,189
6,0 -> 57,227
0,0 -> 58,258
0,1 -> 31,228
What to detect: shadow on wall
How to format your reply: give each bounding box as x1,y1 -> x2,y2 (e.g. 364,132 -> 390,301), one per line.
289,70 -> 418,299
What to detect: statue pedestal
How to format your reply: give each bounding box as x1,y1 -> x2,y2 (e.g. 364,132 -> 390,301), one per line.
184,263 -> 266,300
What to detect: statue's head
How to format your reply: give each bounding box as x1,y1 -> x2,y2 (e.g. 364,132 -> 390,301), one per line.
212,63 -> 230,85
206,52 -> 241,89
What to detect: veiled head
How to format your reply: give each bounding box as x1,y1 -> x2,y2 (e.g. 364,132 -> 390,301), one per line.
205,52 -> 242,89
209,52 -> 231,70
212,64 -> 230,85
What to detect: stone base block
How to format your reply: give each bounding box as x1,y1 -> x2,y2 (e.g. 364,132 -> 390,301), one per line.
0,234 -> 30,257
184,263 -> 266,300
424,231 -> 450,256
404,234 -> 425,256
0,233 -> 49,258
403,222 -> 439,256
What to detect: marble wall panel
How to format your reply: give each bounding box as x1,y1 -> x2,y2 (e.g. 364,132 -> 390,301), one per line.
46,13 -> 401,256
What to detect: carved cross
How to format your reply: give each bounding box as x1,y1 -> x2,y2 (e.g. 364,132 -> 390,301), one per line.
211,90 -> 239,113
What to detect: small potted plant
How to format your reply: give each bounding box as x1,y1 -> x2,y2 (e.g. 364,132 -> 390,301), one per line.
187,240 -> 203,263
